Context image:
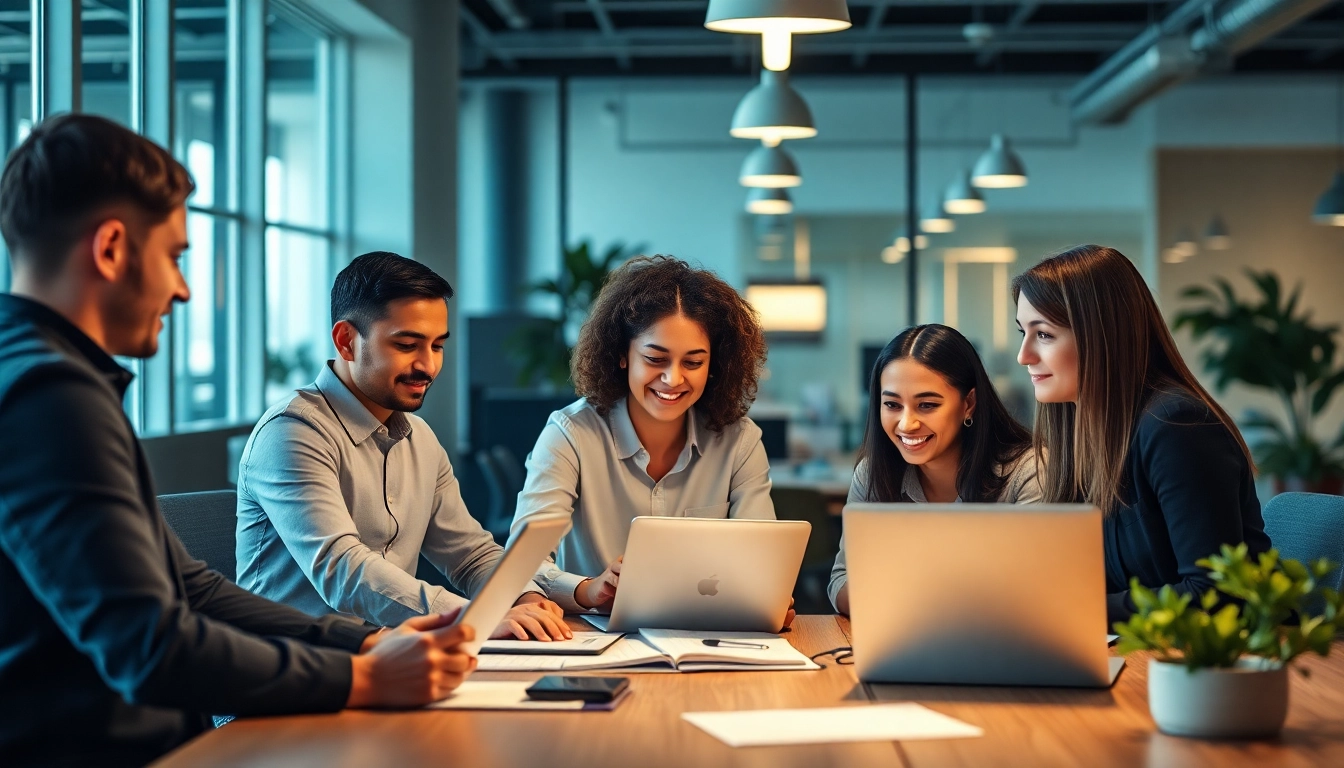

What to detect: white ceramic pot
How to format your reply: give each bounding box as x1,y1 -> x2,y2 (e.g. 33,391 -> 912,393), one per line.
1147,657 -> 1288,739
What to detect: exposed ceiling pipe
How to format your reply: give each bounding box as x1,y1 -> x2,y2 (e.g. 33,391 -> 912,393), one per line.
1070,0 -> 1335,125
486,0 -> 531,30
1191,0 -> 1336,54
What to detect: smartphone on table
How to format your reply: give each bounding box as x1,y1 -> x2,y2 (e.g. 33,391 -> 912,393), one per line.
525,676 -> 629,703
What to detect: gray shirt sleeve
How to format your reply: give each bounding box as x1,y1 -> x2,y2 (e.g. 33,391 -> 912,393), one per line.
727,422 -> 775,520
827,460 -> 869,612
512,420 -> 589,613
1000,450 -> 1045,504
420,446 -> 543,605
241,416 -> 467,626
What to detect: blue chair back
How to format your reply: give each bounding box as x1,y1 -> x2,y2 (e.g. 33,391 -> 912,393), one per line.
158,490 -> 239,582
1262,492 -> 1344,611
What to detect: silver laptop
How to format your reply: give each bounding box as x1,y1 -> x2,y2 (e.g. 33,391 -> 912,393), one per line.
844,503 -> 1124,688
458,514 -> 571,655
597,516 -> 810,633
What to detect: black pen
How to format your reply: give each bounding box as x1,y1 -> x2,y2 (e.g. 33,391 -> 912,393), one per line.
702,639 -> 769,650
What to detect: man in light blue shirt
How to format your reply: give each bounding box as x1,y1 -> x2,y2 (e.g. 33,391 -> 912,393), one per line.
236,251 -> 569,640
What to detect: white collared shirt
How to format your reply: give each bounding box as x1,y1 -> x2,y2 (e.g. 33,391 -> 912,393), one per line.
510,397 -> 775,612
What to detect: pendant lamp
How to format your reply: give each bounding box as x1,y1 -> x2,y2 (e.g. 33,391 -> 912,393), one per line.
1204,215 -> 1232,250
971,134 -> 1028,188
943,172 -> 987,215
705,0 -> 852,71
731,70 -> 817,143
919,201 -> 955,234
740,143 -> 802,187
747,187 -> 794,215
1314,173 -> 1344,226
893,229 -> 928,254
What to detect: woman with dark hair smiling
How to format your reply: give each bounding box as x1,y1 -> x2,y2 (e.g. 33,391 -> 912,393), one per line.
1013,245 -> 1270,625
510,255 -> 793,627
829,324 -> 1041,615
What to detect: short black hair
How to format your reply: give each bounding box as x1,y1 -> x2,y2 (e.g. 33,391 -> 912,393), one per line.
330,251 -> 455,333
0,113 -> 195,279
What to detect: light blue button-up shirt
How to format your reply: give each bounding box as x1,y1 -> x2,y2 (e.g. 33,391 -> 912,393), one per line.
236,362 -> 537,627
510,397 -> 776,613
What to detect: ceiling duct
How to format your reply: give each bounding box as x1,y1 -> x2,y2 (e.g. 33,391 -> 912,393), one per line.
1070,0 -> 1335,125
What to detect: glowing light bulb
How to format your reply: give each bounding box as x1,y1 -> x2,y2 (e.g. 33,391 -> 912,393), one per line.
762,28 -> 792,71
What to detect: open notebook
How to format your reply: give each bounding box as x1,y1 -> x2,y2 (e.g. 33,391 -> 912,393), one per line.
477,630 -> 820,673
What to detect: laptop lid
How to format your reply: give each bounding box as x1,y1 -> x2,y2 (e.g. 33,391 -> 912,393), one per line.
845,503 -> 1116,688
606,516 -> 810,633
456,514 -> 570,656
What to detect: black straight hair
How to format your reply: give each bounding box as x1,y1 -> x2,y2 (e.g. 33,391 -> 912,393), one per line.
330,251 -> 454,334
858,324 -> 1032,503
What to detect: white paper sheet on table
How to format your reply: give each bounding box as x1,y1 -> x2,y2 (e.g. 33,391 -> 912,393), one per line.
426,681 -> 631,711
681,703 -> 983,747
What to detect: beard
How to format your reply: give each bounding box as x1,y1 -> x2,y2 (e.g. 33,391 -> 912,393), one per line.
372,372 -> 434,413
105,239 -> 163,358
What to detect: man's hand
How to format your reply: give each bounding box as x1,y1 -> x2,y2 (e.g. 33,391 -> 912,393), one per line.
492,595 -> 572,641
574,556 -> 623,610
347,609 -> 477,709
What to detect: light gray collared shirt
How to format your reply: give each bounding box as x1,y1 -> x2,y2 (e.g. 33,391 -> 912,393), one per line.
510,397 -> 775,613
236,362 -> 534,627
827,454 -> 1044,610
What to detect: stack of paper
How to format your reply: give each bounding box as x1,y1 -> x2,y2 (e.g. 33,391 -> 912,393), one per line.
681,704 -> 983,747
426,681 -> 630,711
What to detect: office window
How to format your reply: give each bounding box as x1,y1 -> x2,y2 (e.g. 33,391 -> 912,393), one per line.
171,0 -> 237,430
264,10 -> 333,405
0,0 -> 29,293
10,0 -> 346,434
81,0 -> 132,126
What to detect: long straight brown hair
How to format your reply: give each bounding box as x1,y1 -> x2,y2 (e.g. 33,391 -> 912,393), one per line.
1011,245 -> 1253,511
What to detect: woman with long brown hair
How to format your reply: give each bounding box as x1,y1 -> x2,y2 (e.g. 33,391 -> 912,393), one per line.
1013,245 -> 1271,624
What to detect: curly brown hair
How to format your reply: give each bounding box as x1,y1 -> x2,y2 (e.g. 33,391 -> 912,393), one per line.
571,255 -> 767,433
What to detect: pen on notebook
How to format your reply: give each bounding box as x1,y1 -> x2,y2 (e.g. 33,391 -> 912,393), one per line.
702,639 -> 770,650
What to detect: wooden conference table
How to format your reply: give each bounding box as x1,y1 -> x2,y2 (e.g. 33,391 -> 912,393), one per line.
154,616 -> 1344,768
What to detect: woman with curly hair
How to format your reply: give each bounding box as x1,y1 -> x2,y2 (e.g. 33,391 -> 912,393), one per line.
509,255 -> 787,622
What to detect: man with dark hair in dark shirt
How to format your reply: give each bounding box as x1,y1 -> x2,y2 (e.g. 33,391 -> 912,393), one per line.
0,114 -> 479,768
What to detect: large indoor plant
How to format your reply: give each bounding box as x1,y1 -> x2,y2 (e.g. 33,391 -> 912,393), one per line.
508,240 -> 641,389
1173,270 -> 1344,493
1114,544 -> 1342,738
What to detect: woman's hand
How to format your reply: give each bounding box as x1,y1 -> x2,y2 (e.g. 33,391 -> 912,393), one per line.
574,556 -> 623,610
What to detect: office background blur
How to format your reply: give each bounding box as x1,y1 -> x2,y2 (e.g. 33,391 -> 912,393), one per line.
3,1 -> 1341,541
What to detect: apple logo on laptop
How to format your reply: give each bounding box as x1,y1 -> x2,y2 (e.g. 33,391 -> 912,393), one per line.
697,575 -> 719,596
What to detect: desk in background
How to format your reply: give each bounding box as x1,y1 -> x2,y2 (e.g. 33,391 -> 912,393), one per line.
154,617 -> 1344,768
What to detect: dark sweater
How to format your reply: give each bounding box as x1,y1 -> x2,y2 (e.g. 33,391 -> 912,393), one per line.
1104,388 -> 1271,625
0,294 -> 375,768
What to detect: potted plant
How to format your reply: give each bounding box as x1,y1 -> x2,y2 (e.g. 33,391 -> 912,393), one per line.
1173,270 -> 1344,494
508,240 -> 642,389
1114,544 -> 1343,739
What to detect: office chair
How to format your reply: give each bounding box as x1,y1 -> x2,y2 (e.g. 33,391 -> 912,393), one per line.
490,445 -> 526,499
1263,491 -> 1344,615
770,486 -> 840,614
157,490 -> 239,582
474,449 -> 512,543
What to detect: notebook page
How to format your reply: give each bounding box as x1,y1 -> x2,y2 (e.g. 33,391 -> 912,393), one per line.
638,630 -> 812,668
475,636 -> 672,672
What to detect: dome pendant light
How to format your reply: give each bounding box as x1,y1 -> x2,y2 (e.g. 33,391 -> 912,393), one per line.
731,70 -> 817,143
919,201 -> 955,234
746,187 -> 794,215
1316,33 -> 1344,226
971,133 -> 1028,188
1204,215 -> 1232,250
705,0 -> 852,72
740,143 -> 802,188
1313,172 -> 1344,226
943,172 -> 986,215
